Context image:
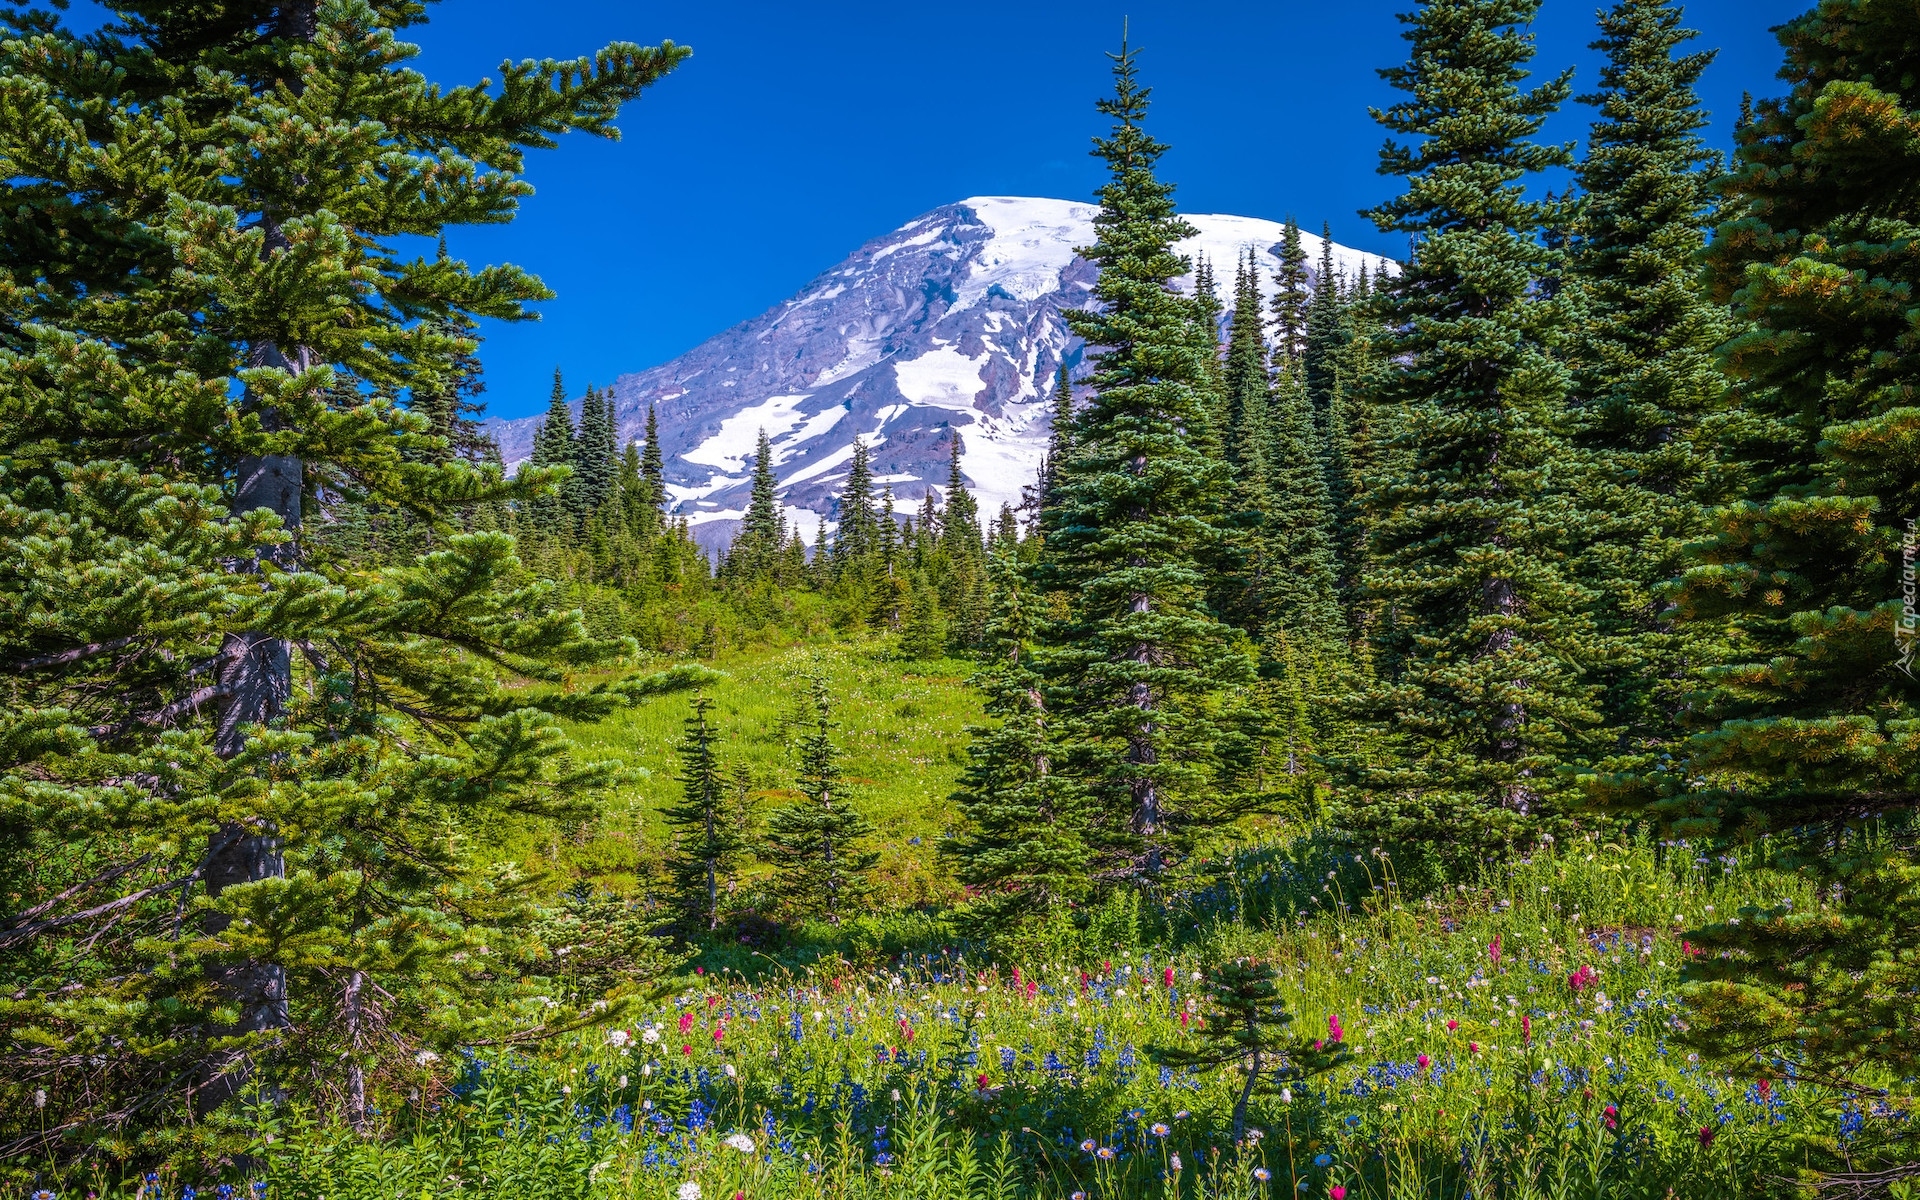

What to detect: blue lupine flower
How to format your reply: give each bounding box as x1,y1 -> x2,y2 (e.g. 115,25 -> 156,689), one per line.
1839,1106 -> 1865,1142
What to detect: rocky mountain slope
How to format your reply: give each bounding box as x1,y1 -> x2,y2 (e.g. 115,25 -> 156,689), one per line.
487,197 -> 1396,550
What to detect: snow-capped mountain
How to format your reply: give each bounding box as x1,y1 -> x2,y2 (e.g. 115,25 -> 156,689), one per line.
488,197 -> 1396,551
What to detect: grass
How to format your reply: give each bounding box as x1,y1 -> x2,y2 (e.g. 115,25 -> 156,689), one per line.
513,638 -> 986,909
233,837 -> 1912,1199
56,640 -> 1919,1199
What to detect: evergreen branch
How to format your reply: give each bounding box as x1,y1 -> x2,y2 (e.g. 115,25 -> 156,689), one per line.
87,683 -> 231,738
0,853 -> 153,931
7,635 -> 139,671
0,869 -> 202,951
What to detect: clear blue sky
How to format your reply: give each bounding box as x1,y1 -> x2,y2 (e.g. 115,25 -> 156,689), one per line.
403,0 -> 1810,421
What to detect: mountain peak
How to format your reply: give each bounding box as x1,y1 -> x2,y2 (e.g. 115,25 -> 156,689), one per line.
488,197 -> 1396,551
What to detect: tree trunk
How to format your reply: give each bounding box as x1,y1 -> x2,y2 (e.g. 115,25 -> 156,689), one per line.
344,970 -> 368,1135
198,322 -> 310,1110
1232,1043 -> 1261,1141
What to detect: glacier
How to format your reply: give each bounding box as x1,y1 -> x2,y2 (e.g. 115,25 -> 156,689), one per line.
487,196 -> 1397,552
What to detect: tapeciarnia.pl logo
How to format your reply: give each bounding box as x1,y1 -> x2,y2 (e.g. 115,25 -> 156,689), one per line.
1901,517 -> 1917,677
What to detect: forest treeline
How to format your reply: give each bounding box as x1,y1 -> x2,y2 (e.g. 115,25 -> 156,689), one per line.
2,0 -> 1915,1184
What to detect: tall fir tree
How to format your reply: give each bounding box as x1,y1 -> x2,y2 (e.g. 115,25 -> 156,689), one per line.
1303,225 -> 1354,543
641,403 -> 668,512
573,384 -> 617,519
411,316 -> 502,470
529,367 -> 578,535
1035,364 -> 1078,527
0,0 -> 688,1161
946,547 -> 1096,927
1215,249 -> 1276,632
1336,0 -> 1601,856
1037,39 -> 1247,884
763,676 -> 878,925
833,437 -> 878,570
1221,249 -> 1273,486
1270,217 -> 1311,366
1564,0 -> 1736,783
662,694 -> 744,931
725,427 -> 784,583
939,434 -> 990,648
1596,0 -> 1920,1122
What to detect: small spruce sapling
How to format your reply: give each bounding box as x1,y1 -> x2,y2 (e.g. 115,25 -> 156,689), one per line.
1150,958 -> 1351,1138
763,675 -> 879,925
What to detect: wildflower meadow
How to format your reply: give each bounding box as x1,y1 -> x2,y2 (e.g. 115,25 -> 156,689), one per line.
61,838 -> 1905,1200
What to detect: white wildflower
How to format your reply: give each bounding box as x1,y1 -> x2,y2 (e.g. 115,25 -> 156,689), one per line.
414,1050 -> 439,1067
641,1027 -> 661,1044
606,1029 -> 631,1048
722,1133 -> 755,1154
676,1183 -> 702,1200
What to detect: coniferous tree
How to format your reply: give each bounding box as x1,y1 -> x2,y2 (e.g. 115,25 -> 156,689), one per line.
1221,249 -> 1273,488
941,434 -> 983,553
763,676 -> 878,925
1270,218 -> 1311,366
615,442 -> 651,538
1304,226 -> 1354,542
0,0 -> 687,1160
1564,0 -> 1735,781
899,572 -> 947,660
992,503 -> 1021,553
870,486 -> 909,628
833,437 -> 878,570
1037,40 -> 1247,884
946,547 -> 1096,926
641,403 -> 668,511
1149,958 -> 1351,1139
726,428 -> 784,583
1336,0 -> 1601,856
412,316 -> 502,470
940,435 -> 990,648
1334,267 -> 1404,662
574,384 -> 615,519
1215,249 -> 1275,631
1264,369 -> 1342,642
662,695 -> 744,932
1596,0 -> 1920,1114
529,368 -> 578,535
1035,364 -> 1078,527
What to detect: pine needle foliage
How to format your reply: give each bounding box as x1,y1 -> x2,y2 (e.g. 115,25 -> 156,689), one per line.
1566,0 -> 1738,781
764,676 -> 878,926
663,694 -> 745,933
1149,958 -> 1351,1139
1037,39 -> 1247,885
1337,0 -> 1602,856
946,547 -> 1096,928
0,0 -> 690,1164
1602,0 -> 1920,1111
